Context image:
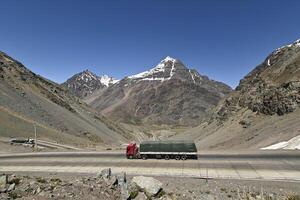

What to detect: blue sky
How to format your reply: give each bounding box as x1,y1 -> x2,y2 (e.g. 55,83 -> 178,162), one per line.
1,0 -> 300,88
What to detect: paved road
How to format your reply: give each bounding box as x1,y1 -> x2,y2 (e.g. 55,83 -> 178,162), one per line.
0,151 -> 299,182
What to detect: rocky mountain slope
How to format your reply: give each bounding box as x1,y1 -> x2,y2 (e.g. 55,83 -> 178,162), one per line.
0,51 -> 131,148
87,56 -> 232,126
174,39 -> 300,150
62,70 -> 118,99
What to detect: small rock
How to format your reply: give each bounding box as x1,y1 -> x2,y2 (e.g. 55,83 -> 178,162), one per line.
36,186 -> 42,194
135,192 -> 148,200
50,178 -> 62,183
9,189 -> 24,199
8,191 -> 21,199
0,175 -> 8,186
7,183 -> 15,192
159,194 -> 173,200
0,187 -> 7,193
29,181 -> 36,186
8,175 -> 20,185
131,176 -> 163,197
268,193 -> 275,199
239,119 -> 251,128
116,172 -> 127,186
0,175 -> 8,193
19,184 -> 30,193
106,175 -> 118,187
128,182 -> 139,199
97,168 -> 111,179
36,177 -> 47,184
204,194 -> 215,200
39,191 -> 47,197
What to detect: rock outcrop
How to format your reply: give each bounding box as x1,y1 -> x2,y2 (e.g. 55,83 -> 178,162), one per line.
131,176 -> 163,197
0,174 -> 122,199
212,39 -> 300,122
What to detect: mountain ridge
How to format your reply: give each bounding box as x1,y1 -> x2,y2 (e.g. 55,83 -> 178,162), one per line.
173,38 -> 300,150
62,70 -> 119,99
0,51 -> 131,148
84,56 -> 232,126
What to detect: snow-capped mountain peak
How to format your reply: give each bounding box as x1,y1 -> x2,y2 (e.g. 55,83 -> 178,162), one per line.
77,70 -> 98,82
162,56 -> 177,62
89,57 -> 232,126
153,56 -> 177,70
74,70 -> 119,87
128,56 -> 183,81
62,70 -> 119,98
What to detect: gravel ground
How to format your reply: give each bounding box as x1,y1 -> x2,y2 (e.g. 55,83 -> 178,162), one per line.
155,176 -> 300,200
1,172 -> 299,200
0,141 -> 35,154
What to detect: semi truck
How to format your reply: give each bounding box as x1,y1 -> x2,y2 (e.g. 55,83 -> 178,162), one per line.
126,140 -> 198,160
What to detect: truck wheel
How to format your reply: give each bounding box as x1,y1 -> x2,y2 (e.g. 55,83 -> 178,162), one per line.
129,155 -> 133,159
142,155 -> 147,160
175,155 -> 180,160
164,155 -> 170,160
181,155 -> 187,160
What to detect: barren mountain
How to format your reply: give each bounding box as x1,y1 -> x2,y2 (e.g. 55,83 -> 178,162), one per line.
88,56 -> 232,126
62,70 -> 118,99
174,39 -> 300,150
0,51 -> 131,148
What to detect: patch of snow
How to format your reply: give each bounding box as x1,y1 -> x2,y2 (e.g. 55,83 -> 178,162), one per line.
128,70 -> 154,79
78,71 -> 98,83
274,38 -> 300,54
261,135 -> 300,150
99,75 -> 119,87
140,77 -> 165,81
74,70 -> 119,87
295,39 -> 300,47
267,59 -> 271,66
189,70 -> 196,83
168,61 -> 175,79
261,142 -> 288,150
163,56 -> 176,62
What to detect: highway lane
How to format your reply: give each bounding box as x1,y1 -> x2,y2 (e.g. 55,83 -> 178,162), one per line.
0,151 -> 299,182
1,150 -> 299,159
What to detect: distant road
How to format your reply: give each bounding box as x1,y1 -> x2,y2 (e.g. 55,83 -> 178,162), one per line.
0,151 -> 299,182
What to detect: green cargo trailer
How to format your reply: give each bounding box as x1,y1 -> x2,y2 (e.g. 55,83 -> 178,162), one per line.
139,140 -> 197,160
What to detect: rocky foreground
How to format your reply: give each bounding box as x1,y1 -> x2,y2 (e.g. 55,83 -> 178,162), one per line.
1,169 -> 299,200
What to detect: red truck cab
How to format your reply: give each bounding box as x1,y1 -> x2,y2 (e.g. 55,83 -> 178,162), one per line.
126,142 -> 139,159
